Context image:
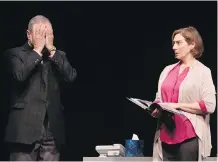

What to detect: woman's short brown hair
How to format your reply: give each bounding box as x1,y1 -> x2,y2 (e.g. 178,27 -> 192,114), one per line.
172,26 -> 204,58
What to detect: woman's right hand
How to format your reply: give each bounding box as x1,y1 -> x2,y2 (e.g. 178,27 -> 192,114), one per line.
151,108 -> 161,118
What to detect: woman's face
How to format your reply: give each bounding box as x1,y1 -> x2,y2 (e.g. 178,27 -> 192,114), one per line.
172,33 -> 194,60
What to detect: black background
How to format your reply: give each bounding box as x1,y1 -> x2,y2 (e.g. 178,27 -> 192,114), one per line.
0,1 -> 217,160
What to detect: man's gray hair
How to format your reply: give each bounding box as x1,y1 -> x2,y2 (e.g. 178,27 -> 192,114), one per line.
28,15 -> 51,31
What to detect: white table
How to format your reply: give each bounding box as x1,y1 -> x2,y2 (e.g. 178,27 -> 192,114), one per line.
83,156 -> 217,161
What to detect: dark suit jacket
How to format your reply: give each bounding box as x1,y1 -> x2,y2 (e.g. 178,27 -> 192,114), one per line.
4,42 -> 77,145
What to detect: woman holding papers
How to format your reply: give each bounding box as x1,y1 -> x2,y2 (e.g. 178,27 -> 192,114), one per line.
152,26 -> 216,161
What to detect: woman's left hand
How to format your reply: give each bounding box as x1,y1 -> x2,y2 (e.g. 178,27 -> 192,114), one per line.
167,103 -> 181,109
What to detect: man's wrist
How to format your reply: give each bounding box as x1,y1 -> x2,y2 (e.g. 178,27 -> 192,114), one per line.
49,47 -> 56,58
48,46 -> 56,53
33,49 -> 42,56
49,50 -> 56,58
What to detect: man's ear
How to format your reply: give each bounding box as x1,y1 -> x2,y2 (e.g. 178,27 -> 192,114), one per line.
26,30 -> 31,40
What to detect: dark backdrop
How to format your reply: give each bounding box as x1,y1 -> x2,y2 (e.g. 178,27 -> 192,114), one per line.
0,1 -> 217,160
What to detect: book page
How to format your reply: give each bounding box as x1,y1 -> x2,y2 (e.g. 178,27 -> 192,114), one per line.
127,98 -> 184,115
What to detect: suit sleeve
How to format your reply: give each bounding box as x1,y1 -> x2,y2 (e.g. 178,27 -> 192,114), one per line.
6,49 -> 42,82
49,50 -> 77,82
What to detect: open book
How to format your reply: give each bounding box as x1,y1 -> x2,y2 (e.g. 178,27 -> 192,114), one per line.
126,97 -> 184,116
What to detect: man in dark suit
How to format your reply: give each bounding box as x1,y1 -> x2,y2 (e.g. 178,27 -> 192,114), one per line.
4,15 -> 77,161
